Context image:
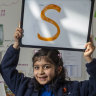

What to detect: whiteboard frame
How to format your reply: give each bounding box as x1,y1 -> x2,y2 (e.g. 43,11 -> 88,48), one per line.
20,0 -> 95,51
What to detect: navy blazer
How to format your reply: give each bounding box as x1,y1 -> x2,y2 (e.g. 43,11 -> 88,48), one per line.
0,45 -> 96,96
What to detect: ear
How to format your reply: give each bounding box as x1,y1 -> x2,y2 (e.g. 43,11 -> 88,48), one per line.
58,66 -> 62,74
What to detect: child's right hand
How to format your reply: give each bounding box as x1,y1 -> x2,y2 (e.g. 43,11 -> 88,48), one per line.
13,28 -> 23,49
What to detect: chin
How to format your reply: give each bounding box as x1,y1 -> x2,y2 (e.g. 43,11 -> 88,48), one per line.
39,82 -> 48,85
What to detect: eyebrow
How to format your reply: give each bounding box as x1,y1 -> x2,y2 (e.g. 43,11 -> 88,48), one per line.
34,64 -> 51,66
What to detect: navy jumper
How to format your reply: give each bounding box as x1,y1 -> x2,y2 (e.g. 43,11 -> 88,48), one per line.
0,45 -> 96,96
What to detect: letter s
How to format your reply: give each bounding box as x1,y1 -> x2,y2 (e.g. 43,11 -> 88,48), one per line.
38,4 -> 61,41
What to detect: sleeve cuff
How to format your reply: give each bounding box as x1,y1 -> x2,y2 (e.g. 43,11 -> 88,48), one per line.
86,58 -> 96,76
7,44 -> 20,54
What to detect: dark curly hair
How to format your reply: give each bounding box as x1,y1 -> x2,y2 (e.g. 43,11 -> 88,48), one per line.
29,48 -> 69,91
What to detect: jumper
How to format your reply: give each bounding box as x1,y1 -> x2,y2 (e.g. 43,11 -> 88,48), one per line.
40,85 -> 54,96
0,45 -> 96,96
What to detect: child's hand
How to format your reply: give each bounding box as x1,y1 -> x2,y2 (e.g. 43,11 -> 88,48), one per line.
13,27 -> 23,49
84,37 -> 95,63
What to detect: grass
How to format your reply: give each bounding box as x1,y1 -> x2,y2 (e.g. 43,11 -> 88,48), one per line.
95,37 -> 96,41
94,11 -> 96,18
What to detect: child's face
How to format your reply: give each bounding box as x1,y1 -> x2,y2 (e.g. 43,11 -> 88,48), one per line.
33,58 -> 55,85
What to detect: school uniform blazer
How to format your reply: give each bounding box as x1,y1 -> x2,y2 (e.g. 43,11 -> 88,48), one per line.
0,45 -> 96,96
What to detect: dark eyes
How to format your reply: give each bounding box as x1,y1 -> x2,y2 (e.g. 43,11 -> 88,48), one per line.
44,65 -> 50,69
34,66 -> 39,70
34,65 -> 51,70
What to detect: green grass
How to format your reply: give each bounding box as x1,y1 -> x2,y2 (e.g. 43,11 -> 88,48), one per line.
94,11 -> 96,18
95,37 -> 96,41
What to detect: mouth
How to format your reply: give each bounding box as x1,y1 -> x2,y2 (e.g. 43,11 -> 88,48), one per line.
38,76 -> 48,81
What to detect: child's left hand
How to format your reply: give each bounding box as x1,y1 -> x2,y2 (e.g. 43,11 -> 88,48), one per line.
84,37 -> 95,63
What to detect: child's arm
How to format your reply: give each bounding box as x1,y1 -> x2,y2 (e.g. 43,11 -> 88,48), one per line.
78,41 -> 96,95
84,37 -> 95,63
69,39 -> 96,95
0,28 -> 31,94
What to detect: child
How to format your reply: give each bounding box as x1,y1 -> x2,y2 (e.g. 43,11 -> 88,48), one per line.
0,27 -> 96,96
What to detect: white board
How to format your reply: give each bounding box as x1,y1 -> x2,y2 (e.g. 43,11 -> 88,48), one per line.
20,0 -> 94,51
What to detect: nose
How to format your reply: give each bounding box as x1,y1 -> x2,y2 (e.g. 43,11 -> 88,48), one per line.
39,67 -> 45,75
